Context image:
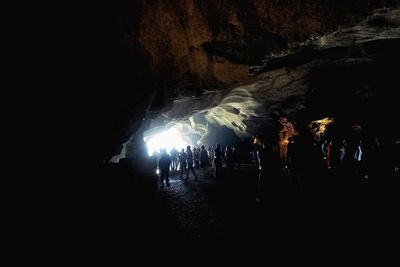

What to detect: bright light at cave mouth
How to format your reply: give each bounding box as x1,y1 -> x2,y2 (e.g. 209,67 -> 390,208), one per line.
144,128 -> 190,156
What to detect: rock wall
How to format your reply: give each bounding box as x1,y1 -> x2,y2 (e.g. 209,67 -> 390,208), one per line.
131,0 -> 395,93
97,0 -> 397,161
139,8 -> 400,153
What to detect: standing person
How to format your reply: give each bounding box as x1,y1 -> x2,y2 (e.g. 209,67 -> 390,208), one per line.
233,146 -> 240,170
170,147 -> 178,171
252,144 -> 259,164
354,140 -> 367,179
322,139 -> 329,161
178,148 -> 186,179
326,140 -> 332,169
257,143 -> 267,170
329,140 -> 340,170
159,149 -> 171,187
193,148 -> 200,169
207,146 -> 214,166
225,146 -> 234,171
214,144 -> 222,179
340,139 -> 352,171
256,143 -> 270,203
200,145 -> 209,176
186,146 -> 198,180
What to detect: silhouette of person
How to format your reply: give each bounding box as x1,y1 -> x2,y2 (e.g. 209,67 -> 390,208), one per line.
193,148 -> 200,169
159,149 -> 171,187
186,146 -> 198,180
178,148 -> 186,179
214,144 -> 222,179
225,146 -> 234,171
233,146 -> 240,170
256,143 -> 268,202
200,145 -> 209,176
170,147 -> 178,171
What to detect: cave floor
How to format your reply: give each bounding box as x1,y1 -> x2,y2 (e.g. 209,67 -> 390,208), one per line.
157,168 -> 224,240
100,161 -> 399,250
152,165 -> 400,245
154,164 -> 372,243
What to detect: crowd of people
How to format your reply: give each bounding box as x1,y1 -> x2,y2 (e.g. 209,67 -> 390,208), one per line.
254,132 -> 400,202
152,131 -> 399,203
154,144 -> 242,187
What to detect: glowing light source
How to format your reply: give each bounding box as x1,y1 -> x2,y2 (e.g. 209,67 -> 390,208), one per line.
278,117 -> 297,159
252,135 -> 262,145
144,127 -> 190,156
309,117 -> 335,141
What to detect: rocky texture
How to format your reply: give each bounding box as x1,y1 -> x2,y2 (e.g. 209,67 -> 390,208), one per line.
97,1 -> 398,161
234,9 -> 400,139
133,0 -> 396,93
250,7 -> 400,74
246,8 -> 400,128
139,8 -> 400,150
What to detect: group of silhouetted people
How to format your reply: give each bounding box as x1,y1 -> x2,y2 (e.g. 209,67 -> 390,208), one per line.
156,145 -> 204,186
252,132 -> 400,203
154,144 -> 242,186
154,132 -> 399,200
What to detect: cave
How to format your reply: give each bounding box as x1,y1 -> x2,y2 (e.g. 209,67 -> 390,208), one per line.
85,1 -> 400,256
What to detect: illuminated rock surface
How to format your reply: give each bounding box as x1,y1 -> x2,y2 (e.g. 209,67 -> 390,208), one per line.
135,8 -> 400,158
98,2 -> 399,160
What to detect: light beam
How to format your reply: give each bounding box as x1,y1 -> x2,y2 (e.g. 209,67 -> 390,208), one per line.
144,127 -> 191,156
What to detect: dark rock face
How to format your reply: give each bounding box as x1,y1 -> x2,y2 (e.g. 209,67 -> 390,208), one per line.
96,1 -> 397,161
247,8 -> 400,132
135,0 -> 395,91
140,8 -> 400,152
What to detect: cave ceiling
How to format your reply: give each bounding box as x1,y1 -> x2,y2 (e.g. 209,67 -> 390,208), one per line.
99,1 -> 400,160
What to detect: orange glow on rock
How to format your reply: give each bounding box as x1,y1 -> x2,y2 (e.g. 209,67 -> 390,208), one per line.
309,117 -> 335,141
